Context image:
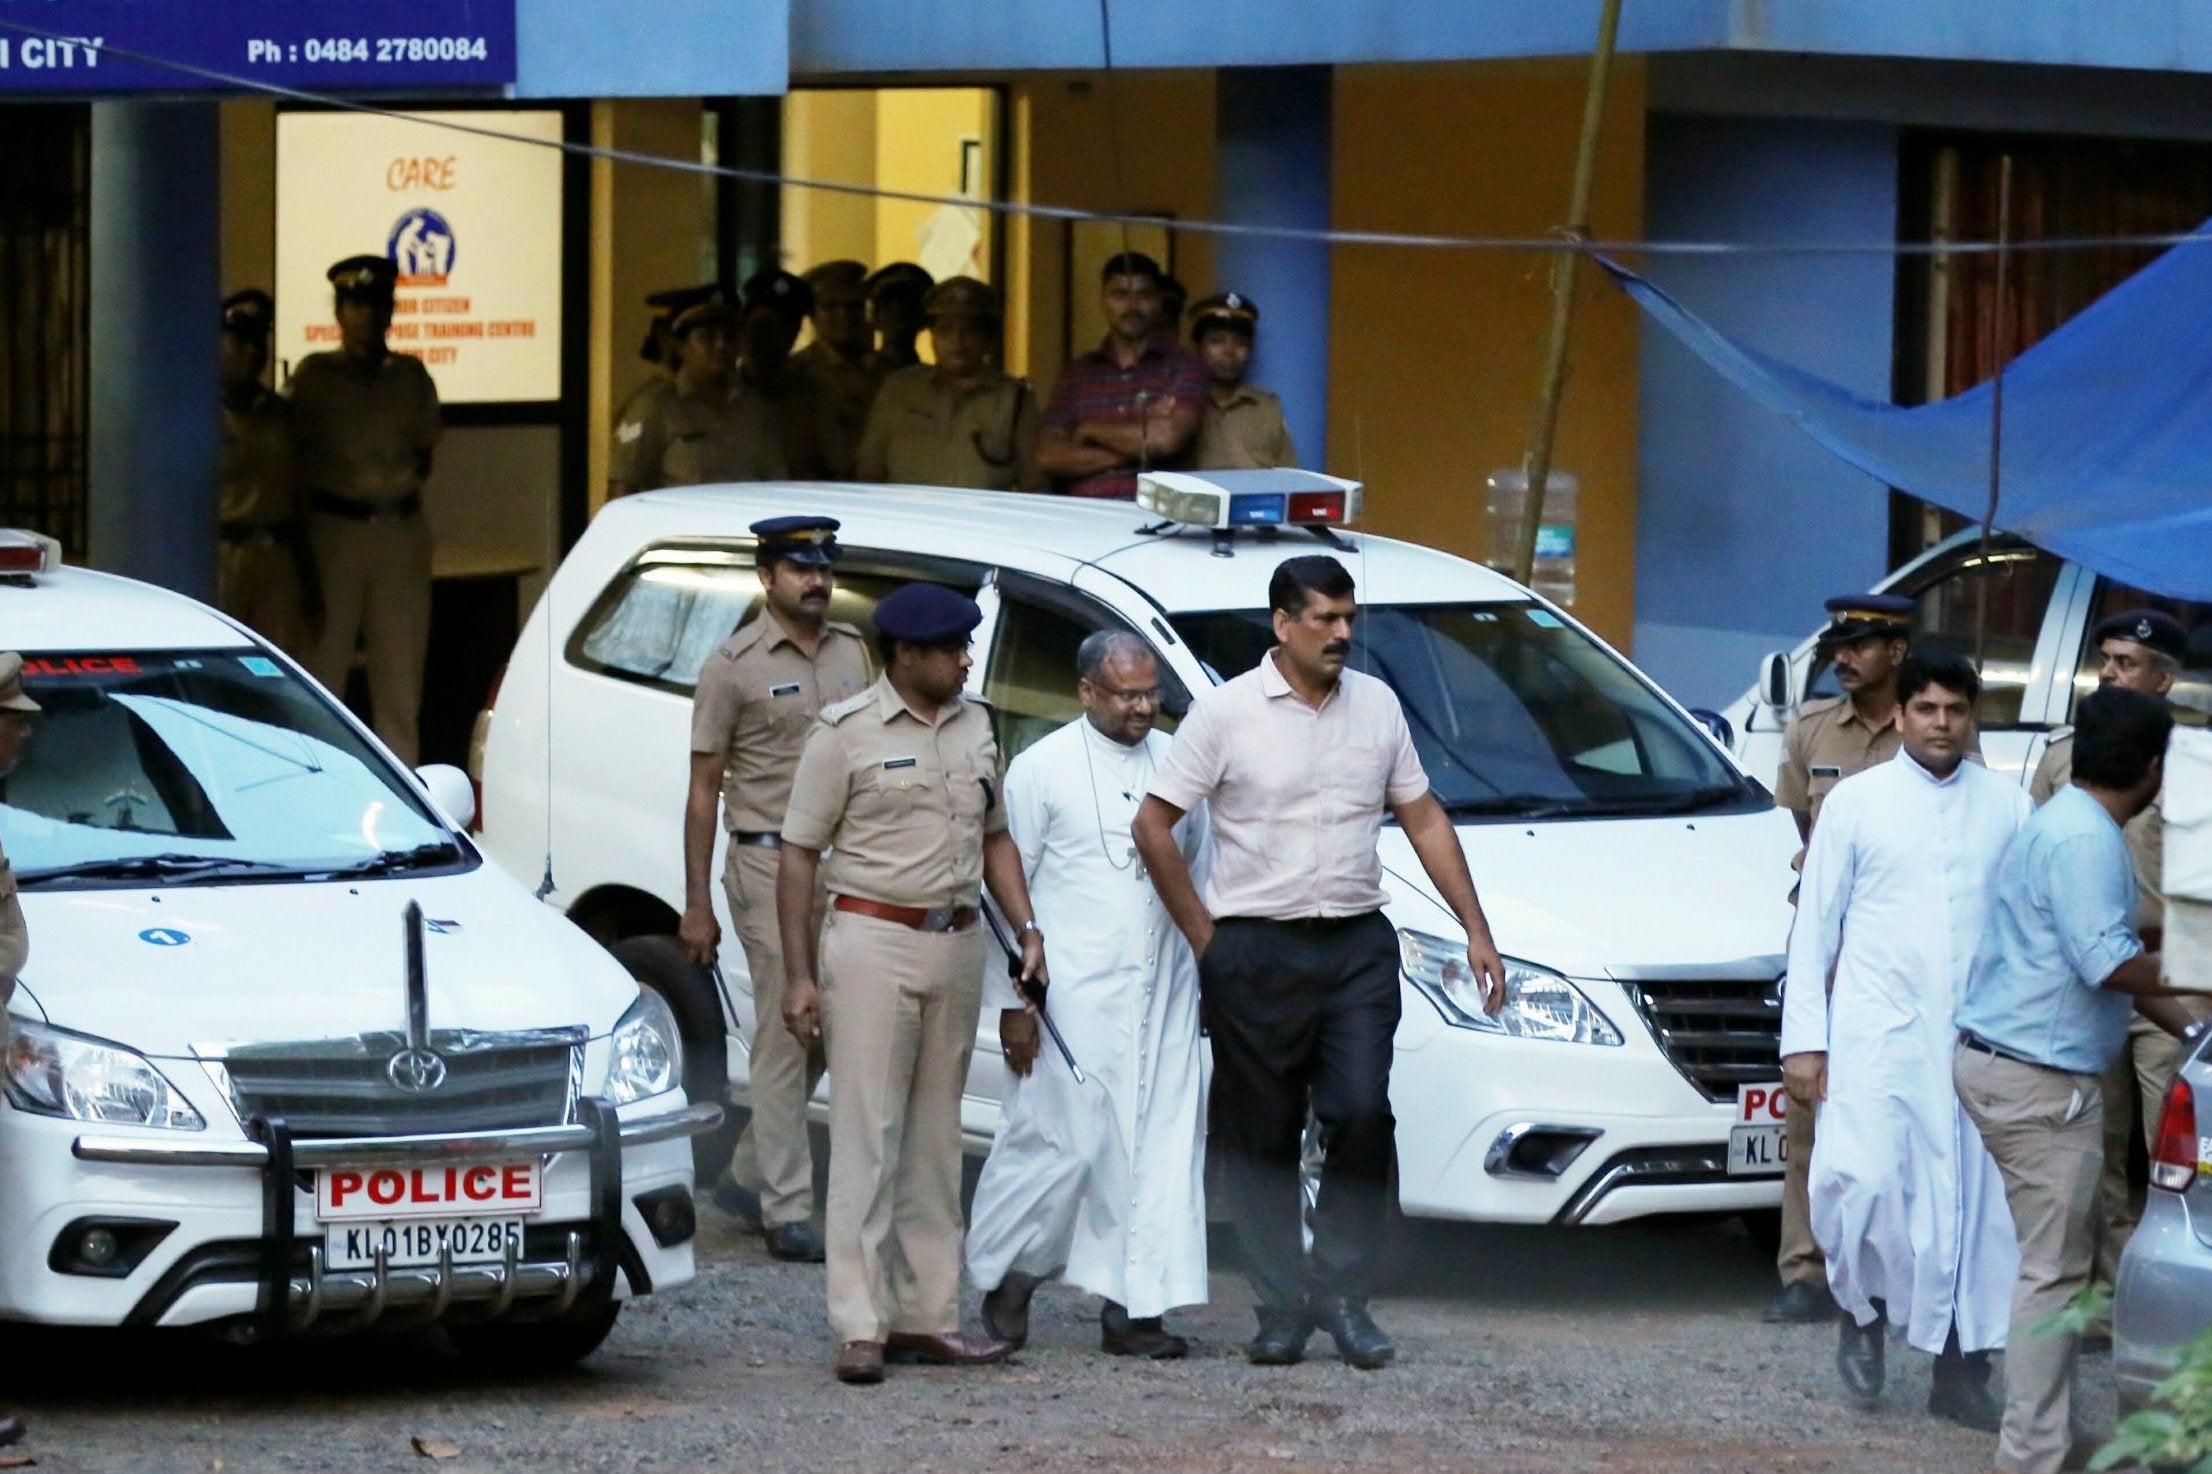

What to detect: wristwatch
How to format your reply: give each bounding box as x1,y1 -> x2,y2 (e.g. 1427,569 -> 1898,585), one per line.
1017,918 -> 1041,937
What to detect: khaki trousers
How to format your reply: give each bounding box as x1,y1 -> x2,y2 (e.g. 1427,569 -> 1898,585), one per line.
820,909 -> 984,1344
217,542 -> 310,662
1776,1095 -> 1828,1288
306,510 -> 430,765
1955,1045 -> 2106,1474
2093,1013 -> 2184,1284
722,841 -> 827,1227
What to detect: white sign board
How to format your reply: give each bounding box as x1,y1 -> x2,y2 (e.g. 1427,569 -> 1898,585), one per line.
276,109 -> 564,404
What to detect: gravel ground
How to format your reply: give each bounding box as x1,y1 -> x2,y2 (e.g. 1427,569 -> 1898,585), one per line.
3,1196 -> 2111,1474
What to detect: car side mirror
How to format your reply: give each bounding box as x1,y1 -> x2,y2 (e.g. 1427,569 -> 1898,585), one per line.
416,762 -> 476,830
1757,651 -> 1793,712
1687,708 -> 1734,748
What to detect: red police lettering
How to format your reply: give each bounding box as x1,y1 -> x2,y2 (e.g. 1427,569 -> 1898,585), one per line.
21,655 -> 138,678
328,1169 -> 363,1207
464,1165 -> 496,1201
502,1164 -> 531,1201
367,1170 -> 404,1206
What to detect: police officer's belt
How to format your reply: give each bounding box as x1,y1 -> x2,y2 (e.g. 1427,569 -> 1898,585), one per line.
218,518 -> 303,547
1958,1031 -> 2052,1070
833,895 -> 979,933
311,491 -> 422,522
731,831 -> 782,849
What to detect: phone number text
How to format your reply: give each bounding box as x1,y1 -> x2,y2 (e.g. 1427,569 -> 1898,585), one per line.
247,36 -> 493,67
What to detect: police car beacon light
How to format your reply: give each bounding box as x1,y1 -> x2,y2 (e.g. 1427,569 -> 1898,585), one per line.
1136,469 -> 1365,530
0,529 -> 61,578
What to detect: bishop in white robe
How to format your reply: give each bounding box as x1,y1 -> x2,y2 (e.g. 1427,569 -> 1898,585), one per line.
968,636 -> 1209,1357
1781,677 -> 2030,1429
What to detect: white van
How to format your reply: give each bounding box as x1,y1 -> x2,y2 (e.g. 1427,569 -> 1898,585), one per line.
478,476 -> 1800,1233
0,537 -> 715,1363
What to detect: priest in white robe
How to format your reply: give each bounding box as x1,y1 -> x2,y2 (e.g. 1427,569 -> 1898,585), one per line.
1780,653 -> 2029,1431
969,631 -> 1209,1359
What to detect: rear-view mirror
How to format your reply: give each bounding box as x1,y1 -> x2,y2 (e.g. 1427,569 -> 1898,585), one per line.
1757,651 -> 1792,712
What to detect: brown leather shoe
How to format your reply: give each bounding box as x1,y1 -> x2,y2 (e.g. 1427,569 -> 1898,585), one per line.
885,1329 -> 1016,1366
834,1340 -> 886,1385
981,1271 -> 1043,1348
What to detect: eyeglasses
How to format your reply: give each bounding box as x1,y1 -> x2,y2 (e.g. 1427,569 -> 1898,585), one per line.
1091,682 -> 1160,704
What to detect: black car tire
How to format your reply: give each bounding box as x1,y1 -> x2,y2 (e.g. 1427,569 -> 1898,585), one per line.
448,1300 -> 621,1370
608,934 -> 737,1178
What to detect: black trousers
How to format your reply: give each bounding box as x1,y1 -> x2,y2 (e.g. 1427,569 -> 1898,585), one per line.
1201,911 -> 1401,1315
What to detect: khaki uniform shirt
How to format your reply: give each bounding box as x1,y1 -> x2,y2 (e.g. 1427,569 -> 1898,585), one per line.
219,386 -> 301,527
1149,652 -> 1428,920
793,342 -> 881,480
855,366 -> 1041,492
2030,729 -> 2164,933
609,376 -> 787,491
1194,385 -> 1298,471
1774,696 -> 1905,834
689,616 -> 871,834
782,676 -> 1008,909
283,350 -> 442,502
0,834 -> 24,1003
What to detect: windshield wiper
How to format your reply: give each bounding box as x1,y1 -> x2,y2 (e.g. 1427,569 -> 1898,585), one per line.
312,841 -> 465,878
1440,785 -> 1745,821
1596,785 -> 1746,816
21,853 -> 293,886
1438,796 -> 1587,820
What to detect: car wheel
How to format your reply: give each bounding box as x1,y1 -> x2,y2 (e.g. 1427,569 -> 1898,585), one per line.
447,1301 -> 620,1370
608,934 -> 737,1178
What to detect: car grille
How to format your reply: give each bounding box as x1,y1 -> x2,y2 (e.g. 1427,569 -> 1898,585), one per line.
214,1029 -> 584,1139
1616,973 -> 1782,1102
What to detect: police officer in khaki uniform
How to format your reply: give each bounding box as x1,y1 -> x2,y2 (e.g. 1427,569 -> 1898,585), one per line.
864,262 -> 934,375
1765,592 -> 1915,1324
792,261 -> 880,480
778,582 -> 1043,1385
2028,609 -> 2200,1305
608,292 -> 787,497
286,256 -> 442,764
855,278 -> 1042,492
680,516 -> 871,1263
216,290 -> 312,658
739,269 -> 833,480
1189,292 -> 1298,471
614,282 -> 720,431
0,652 -> 36,1452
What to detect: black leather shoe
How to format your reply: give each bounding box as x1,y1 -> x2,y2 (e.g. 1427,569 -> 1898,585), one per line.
1245,1307 -> 1315,1366
1763,1279 -> 1839,1324
1315,1297 -> 1396,1370
0,1414 -> 23,1448
1836,1312 -> 1885,1404
1101,1300 -> 1189,1360
981,1271 -> 1043,1349
764,1220 -> 826,1263
710,1175 -> 764,1229
1928,1349 -> 2001,1432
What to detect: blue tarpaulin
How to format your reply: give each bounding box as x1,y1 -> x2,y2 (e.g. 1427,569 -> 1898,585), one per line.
1605,239 -> 2212,601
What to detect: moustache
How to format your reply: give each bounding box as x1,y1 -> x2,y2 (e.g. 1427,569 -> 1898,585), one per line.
1322,641 -> 1351,657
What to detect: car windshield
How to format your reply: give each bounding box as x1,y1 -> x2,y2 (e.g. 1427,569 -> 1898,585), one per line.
1170,602 -> 1757,818
0,650 -> 463,887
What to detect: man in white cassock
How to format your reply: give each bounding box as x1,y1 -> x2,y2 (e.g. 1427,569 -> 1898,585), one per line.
968,631 -> 1209,1358
1780,653 -> 2029,1432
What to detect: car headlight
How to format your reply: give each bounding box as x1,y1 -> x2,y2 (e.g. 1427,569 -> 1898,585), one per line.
602,987 -> 682,1107
4,1020 -> 207,1129
1398,930 -> 1623,1045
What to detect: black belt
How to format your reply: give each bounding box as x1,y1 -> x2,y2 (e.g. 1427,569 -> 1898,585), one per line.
730,831 -> 782,849
1958,1032 -> 2053,1070
1220,912 -> 1380,934
311,491 -> 421,522
219,518 -> 303,547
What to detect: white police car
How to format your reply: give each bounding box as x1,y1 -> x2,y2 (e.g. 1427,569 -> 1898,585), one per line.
0,533 -> 716,1362
479,475 -> 1800,1235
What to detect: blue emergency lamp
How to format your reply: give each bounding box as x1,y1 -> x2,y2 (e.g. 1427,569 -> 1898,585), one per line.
1135,469 -> 1365,532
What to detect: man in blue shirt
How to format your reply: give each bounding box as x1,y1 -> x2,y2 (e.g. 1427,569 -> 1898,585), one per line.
1955,686 -> 2198,1474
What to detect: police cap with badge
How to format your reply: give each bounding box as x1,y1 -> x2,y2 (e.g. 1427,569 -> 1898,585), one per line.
742,269 -> 815,327
642,282 -> 723,362
221,289 -> 275,343
2092,607 -> 2188,662
923,276 -> 1000,325
1816,592 -> 1915,647
0,652 -> 40,715
1189,291 -> 1259,341
865,261 -> 935,307
752,515 -> 841,569
327,254 -> 398,306
669,286 -> 736,339
875,582 -> 982,647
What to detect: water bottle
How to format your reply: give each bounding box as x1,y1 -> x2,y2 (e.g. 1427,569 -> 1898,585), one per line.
1485,467 -> 1579,607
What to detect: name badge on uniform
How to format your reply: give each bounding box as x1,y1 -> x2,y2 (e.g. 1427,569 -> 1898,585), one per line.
770,683 -> 802,697
883,757 -> 917,770
1811,765 -> 1842,779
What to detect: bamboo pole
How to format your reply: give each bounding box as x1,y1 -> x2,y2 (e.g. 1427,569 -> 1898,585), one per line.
1512,0 -> 1625,585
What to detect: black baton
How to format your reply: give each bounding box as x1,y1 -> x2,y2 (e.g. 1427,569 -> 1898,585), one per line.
984,910 -> 1083,1082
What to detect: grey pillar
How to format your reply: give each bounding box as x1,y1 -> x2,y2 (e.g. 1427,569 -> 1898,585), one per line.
89,100 -> 220,597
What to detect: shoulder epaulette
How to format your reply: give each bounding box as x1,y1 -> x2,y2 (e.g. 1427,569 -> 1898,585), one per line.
2044,724 -> 2075,743
821,690 -> 873,724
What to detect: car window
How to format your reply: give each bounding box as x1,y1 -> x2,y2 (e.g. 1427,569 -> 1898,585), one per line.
2067,581 -> 2212,722
1800,544 -> 2062,728
984,574 -> 1187,763
0,650 -> 461,885
1172,602 -> 1756,818
566,542 -> 982,696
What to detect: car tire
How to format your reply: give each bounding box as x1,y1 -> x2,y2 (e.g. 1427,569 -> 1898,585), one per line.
608,934 -> 737,1178
447,1301 -> 620,1370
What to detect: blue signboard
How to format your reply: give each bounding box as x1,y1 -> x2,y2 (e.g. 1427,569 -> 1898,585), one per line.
0,1 -> 516,93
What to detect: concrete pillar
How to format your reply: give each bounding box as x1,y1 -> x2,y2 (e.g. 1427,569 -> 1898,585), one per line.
89,101 -> 221,598
1214,66 -> 1331,469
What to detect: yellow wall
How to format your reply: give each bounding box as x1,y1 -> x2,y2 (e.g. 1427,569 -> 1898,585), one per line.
1330,59 -> 1646,648
781,89 -> 878,270
218,100 -> 276,297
